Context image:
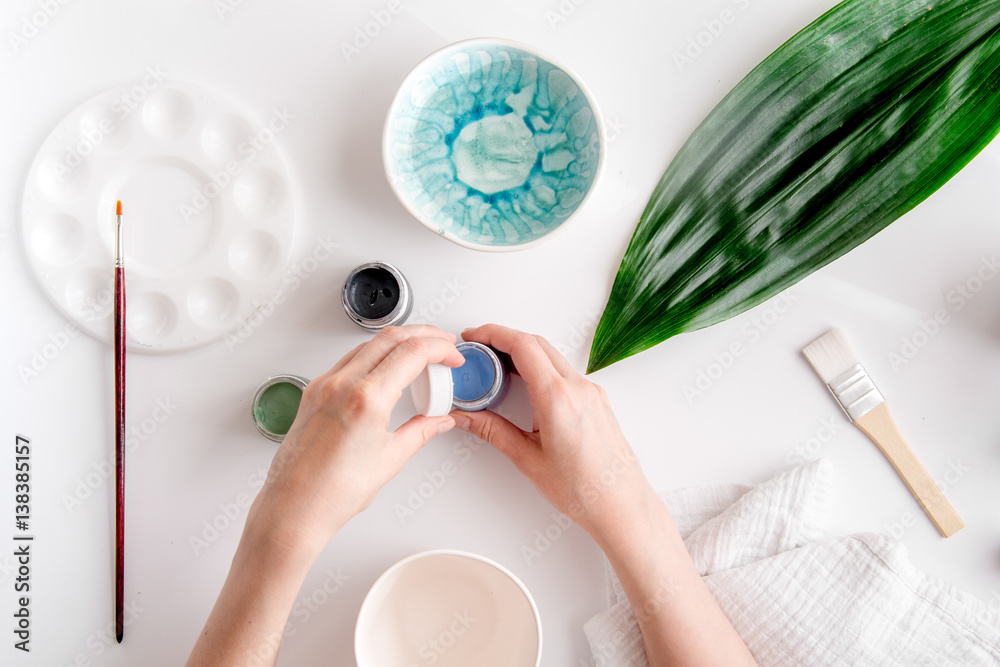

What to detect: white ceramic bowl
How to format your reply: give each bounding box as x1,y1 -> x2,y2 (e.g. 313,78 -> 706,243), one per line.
355,549 -> 542,667
383,37 -> 605,252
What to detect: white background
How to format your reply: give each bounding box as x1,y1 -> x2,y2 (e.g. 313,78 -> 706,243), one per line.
2,0 -> 999,665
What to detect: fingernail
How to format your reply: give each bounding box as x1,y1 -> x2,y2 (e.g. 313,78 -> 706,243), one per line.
437,417 -> 456,435
451,413 -> 471,431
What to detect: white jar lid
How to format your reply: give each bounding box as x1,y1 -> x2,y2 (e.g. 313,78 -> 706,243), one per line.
410,363 -> 454,417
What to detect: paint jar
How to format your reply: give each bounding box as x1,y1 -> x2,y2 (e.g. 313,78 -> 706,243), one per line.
251,375 -> 309,442
342,261 -> 412,330
411,342 -> 510,416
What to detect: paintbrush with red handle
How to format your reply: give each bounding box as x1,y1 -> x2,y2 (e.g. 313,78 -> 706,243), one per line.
114,200 -> 125,642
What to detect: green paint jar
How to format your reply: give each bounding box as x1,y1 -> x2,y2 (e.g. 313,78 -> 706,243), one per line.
251,375 -> 309,442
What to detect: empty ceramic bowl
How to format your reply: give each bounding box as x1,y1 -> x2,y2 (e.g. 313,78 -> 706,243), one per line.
383,38 -> 604,251
355,549 -> 542,666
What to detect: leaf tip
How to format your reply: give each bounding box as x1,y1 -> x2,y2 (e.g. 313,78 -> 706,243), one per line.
586,346 -> 612,375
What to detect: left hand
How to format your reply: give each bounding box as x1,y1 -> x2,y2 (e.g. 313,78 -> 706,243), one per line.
247,325 -> 465,559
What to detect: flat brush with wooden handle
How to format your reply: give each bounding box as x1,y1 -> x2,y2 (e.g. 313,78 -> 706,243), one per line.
802,328 -> 964,538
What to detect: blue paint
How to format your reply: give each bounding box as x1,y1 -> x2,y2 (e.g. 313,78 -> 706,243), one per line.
385,39 -> 602,247
452,346 -> 496,402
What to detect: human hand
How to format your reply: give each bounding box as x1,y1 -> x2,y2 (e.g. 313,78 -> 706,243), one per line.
450,324 -> 654,541
247,325 -> 465,559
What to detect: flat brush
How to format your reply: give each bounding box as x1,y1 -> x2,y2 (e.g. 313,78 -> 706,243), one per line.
802,328 -> 964,538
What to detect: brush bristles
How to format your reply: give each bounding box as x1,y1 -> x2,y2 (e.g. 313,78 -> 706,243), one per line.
802,328 -> 859,384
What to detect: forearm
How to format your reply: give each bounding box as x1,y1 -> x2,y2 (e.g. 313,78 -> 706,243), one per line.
185,509 -> 323,667
185,326 -> 460,667
592,486 -> 755,667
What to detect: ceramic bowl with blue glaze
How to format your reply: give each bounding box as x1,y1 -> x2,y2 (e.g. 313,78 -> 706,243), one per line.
383,38 -> 604,252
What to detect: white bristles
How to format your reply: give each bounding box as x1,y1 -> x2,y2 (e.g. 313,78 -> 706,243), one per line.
801,328 -> 859,384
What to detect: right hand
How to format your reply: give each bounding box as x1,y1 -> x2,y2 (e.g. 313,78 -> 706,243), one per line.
452,327 -> 759,667
450,324 -> 654,540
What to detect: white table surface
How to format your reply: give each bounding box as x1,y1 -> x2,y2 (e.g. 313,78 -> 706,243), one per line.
3,0 -> 1000,665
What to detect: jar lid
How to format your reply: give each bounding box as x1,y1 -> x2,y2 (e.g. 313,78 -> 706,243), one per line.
410,363 -> 454,417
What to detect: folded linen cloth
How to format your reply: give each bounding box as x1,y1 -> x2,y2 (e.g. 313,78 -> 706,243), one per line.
584,460 -> 1000,666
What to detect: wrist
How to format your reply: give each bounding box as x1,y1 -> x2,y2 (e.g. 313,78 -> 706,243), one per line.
239,513 -> 318,577
585,481 -> 670,554
242,488 -> 347,571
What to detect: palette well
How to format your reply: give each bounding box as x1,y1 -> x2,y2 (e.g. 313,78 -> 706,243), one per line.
21,80 -> 295,352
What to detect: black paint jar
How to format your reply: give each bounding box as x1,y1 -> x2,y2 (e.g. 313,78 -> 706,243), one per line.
342,261 -> 413,330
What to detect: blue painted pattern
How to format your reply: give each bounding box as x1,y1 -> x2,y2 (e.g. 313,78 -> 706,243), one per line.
385,40 -> 602,248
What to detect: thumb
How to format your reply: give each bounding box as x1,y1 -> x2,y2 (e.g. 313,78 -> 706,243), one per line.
392,415 -> 456,462
451,410 -> 536,465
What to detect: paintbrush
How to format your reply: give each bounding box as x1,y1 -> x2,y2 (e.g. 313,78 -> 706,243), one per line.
802,328 -> 964,538
114,200 -> 126,642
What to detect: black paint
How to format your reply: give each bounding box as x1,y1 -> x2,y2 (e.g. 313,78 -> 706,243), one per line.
342,262 -> 412,330
346,267 -> 400,319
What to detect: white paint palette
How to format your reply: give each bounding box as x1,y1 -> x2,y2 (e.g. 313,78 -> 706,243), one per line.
21,80 -> 295,352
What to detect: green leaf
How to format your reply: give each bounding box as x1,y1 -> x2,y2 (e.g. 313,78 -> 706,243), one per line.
588,0 -> 1000,373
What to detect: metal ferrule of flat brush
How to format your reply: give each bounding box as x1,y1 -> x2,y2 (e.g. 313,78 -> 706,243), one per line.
827,362 -> 885,422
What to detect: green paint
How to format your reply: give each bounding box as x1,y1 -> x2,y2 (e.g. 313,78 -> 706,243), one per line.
254,381 -> 302,436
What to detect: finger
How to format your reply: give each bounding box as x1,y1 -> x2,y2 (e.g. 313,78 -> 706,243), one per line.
326,342 -> 365,376
391,415 -> 456,463
346,325 -> 457,376
450,409 -> 538,469
310,341 -> 370,387
461,324 -> 559,390
535,336 -> 579,379
367,335 -> 465,399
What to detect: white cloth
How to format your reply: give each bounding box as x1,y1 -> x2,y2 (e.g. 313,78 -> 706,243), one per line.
584,460 -> 1000,666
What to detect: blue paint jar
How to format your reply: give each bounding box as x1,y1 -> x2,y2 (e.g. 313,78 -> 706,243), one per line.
451,342 -> 509,411
410,342 -> 510,416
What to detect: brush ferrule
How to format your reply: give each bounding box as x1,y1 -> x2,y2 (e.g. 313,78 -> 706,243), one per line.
827,363 -> 884,422
115,215 -> 123,268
